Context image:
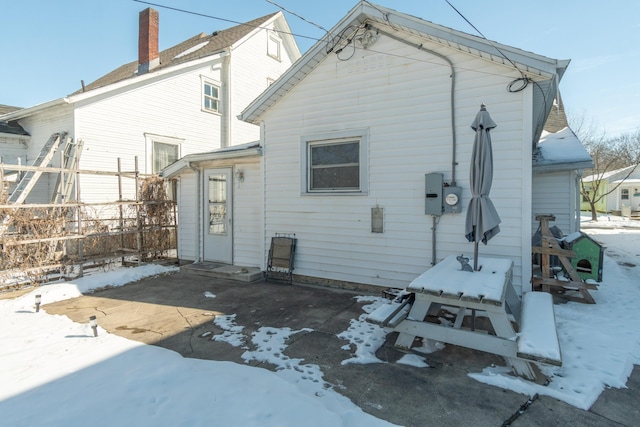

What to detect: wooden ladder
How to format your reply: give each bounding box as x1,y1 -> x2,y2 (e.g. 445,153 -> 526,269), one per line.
531,214 -> 596,304
9,132 -> 66,204
51,137 -> 83,204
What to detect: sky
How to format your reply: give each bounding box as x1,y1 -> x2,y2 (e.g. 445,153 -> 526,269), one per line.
0,215 -> 639,425
0,0 -> 639,138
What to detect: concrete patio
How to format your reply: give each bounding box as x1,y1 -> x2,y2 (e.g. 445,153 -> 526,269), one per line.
38,268 -> 638,427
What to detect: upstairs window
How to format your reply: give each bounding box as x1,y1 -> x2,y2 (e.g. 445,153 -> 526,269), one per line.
202,79 -> 220,113
267,31 -> 281,61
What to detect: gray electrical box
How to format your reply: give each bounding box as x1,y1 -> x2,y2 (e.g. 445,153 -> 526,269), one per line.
425,173 -> 443,215
443,186 -> 462,213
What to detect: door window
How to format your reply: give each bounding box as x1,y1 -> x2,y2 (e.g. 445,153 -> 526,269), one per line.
208,174 -> 227,234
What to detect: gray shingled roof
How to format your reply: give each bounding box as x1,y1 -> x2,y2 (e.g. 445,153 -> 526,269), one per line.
0,120 -> 29,136
0,104 -> 22,115
0,105 -> 29,135
74,13 -> 278,95
543,93 -> 569,134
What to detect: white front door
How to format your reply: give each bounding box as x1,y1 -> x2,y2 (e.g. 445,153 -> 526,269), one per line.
203,168 -> 232,263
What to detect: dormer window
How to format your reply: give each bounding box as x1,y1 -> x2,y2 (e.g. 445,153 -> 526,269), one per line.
202,78 -> 220,113
267,31 -> 281,61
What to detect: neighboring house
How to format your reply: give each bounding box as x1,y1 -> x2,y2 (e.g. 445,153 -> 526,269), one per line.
532,125 -> 594,235
0,8 -> 300,206
581,165 -> 640,214
225,2 -> 591,294
0,105 -> 29,194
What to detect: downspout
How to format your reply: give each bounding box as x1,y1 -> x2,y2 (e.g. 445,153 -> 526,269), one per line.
221,50 -> 232,148
575,169 -> 583,232
189,162 -> 202,262
373,27 -> 457,266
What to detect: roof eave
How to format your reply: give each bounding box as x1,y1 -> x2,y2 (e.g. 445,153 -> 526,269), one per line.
70,51 -> 230,104
161,146 -> 262,179
0,98 -> 69,121
240,2 -> 565,124
533,160 -> 595,173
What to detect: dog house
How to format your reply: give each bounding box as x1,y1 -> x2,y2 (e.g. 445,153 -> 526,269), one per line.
561,232 -> 604,282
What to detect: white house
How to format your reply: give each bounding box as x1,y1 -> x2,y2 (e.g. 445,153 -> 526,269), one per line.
582,165 -> 640,214
0,8 -> 300,206
231,2 -> 592,294
532,126 -> 594,235
0,106 -> 29,166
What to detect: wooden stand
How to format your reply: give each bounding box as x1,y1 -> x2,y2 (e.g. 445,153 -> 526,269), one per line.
531,214 -> 596,304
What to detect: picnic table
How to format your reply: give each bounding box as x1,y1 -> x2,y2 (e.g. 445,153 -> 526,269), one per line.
371,255 -> 562,380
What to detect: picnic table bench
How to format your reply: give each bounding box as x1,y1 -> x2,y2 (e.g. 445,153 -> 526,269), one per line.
367,255 -> 562,380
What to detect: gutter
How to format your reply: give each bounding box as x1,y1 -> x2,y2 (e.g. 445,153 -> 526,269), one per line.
0,98 -> 69,121
533,160 -> 594,174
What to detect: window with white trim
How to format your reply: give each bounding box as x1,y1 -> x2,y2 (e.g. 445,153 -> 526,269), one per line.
267,31 -> 281,60
202,79 -> 220,113
301,130 -> 368,194
621,188 -> 629,200
153,141 -> 180,174
145,133 -> 183,175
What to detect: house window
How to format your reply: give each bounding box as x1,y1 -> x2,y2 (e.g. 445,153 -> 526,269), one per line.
145,133 -> 183,175
153,141 -> 180,173
202,79 -> 220,113
267,31 -> 281,60
301,130 -> 369,194
621,189 -> 629,200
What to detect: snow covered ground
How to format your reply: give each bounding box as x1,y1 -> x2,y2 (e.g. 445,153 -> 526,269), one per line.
0,214 -> 638,425
470,215 -> 640,409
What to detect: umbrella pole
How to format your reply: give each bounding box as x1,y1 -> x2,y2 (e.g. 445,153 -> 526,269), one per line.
473,241 -> 479,271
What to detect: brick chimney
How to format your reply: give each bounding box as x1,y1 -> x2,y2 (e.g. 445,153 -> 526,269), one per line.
138,8 -> 159,74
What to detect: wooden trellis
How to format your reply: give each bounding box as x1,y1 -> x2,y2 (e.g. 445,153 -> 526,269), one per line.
0,158 -> 177,289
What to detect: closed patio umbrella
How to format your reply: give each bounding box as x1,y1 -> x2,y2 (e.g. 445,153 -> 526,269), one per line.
465,104 -> 501,271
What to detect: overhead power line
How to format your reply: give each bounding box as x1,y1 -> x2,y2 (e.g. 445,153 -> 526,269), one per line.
132,0 -> 319,42
265,0 -> 331,35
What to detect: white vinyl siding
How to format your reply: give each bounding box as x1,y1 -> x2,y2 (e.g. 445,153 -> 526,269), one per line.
176,171 -> 198,261
231,162 -> 263,267
230,24 -> 297,145
532,171 -> 576,236
0,137 -> 28,165
74,64 -> 224,204
261,33 -> 532,292
17,105 -> 74,204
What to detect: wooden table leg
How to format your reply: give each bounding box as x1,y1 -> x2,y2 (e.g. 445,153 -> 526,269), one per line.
394,297 -> 433,350
486,310 -> 536,380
